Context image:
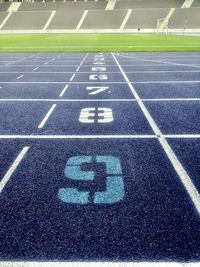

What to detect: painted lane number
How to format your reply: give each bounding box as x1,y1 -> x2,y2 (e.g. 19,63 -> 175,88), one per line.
86,86 -> 109,95
79,107 -> 113,123
58,156 -> 124,204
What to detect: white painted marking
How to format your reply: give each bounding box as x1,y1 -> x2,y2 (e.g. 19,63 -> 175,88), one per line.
120,9 -> 132,29
89,74 -> 108,80
79,107 -> 113,123
1,71 -> 200,74
79,53 -> 89,67
143,98 -> 200,101
0,135 -> 156,139
132,81 -> 200,84
0,12 -> 12,30
0,99 -> 135,102
116,53 -> 200,68
0,64 -> 174,68
70,74 -> 75,81
166,135 -> 200,138
91,67 -> 107,72
126,71 -> 200,73
1,261 -> 198,267
112,52 -> 200,215
76,10 -> 88,30
0,147 -> 29,193
43,10 -> 56,30
0,71 -> 120,74
2,134 -> 200,139
86,86 -> 109,95
0,82 -> 127,84
93,62 -> 105,65
44,62 -> 49,65
38,104 -> 56,129
16,75 -> 24,80
33,67 -> 39,71
59,84 -> 69,97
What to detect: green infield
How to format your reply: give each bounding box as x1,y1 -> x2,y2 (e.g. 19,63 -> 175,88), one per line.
0,33 -> 200,52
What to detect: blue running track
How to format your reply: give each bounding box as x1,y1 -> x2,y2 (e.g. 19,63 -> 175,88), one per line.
0,52 -> 200,265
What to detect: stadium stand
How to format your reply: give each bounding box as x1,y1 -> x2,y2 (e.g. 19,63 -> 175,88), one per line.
115,0 -> 185,9
2,11 -> 51,30
125,8 -> 170,29
81,10 -> 127,29
0,0 -> 199,33
0,11 -> 7,25
192,0 -> 200,7
48,10 -> 83,30
169,7 -> 200,29
18,2 -> 107,11
0,2 -> 10,11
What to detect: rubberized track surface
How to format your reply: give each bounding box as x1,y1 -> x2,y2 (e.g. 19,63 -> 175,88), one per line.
0,52 -> 200,264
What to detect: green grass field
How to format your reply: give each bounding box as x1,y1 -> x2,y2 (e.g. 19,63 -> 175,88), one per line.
0,33 -> 200,52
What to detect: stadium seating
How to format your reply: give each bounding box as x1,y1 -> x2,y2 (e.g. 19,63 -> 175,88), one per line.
2,11 -> 51,30
0,2 -> 10,11
48,9 -> 83,29
125,8 -> 170,29
81,10 -> 127,29
115,0 -> 185,9
192,0 -> 200,7
0,0 -> 199,32
169,8 -> 200,29
18,2 -> 107,11
0,11 -> 7,25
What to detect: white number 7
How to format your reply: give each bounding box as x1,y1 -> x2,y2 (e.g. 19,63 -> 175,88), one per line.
86,86 -> 109,95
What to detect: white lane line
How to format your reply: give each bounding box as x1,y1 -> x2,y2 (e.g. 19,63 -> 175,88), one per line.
0,64 -> 172,67
0,135 -> 156,139
2,98 -> 200,102
16,75 -> 24,80
166,135 -> 200,138
0,71 -> 119,74
79,53 -> 88,66
59,85 -> 69,97
0,147 -> 29,193
0,82 -> 127,84
1,134 -> 200,139
116,53 -> 200,68
69,74 -> 76,81
0,99 -> 135,102
67,53 -> 88,81
2,71 -> 200,74
143,98 -> 200,101
112,52 -> 200,215
0,261 -> 199,267
126,70 -> 200,73
38,104 -> 56,129
33,67 -> 39,71
2,134 -> 200,139
132,81 -> 200,84
5,57 -> 27,66
0,71 -> 117,74
5,62 -> 15,66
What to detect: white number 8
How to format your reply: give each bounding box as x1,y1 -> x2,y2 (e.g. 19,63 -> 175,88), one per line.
79,107 -> 113,123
